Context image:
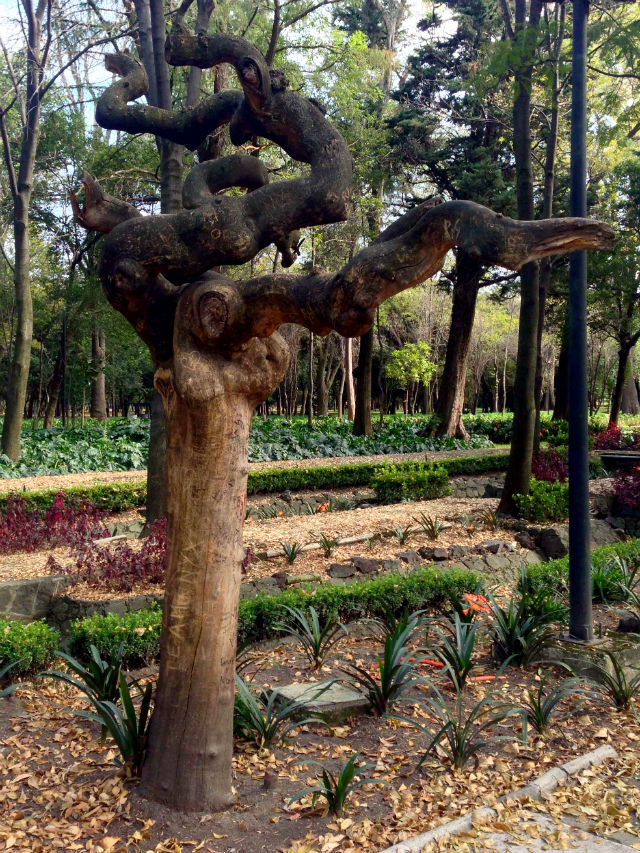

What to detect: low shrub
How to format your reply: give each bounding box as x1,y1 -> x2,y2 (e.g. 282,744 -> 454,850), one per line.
68,565 -> 482,664
0,618 -> 59,676
594,422 -> 640,451
68,605 -> 162,667
47,519 -> 167,592
0,480 -> 146,514
371,462 -> 450,503
524,538 -> 640,598
514,478 -> 569,522
531,449 -> 568,483
0,492 -> 108,555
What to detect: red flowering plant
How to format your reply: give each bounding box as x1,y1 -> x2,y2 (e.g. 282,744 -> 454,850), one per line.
531,449 -> 568,483
594,422 -> 640,450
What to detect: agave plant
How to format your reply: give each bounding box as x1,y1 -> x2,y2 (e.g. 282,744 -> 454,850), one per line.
282,541 -> 304,564
478,508 -> 500,531
275,605 -> 347,670
586,649 -> 640,712
413,513 -> 443,541
342,611 -> 425,715
289,753 -> 378,816
233,676 -> 324,748
76,674 -> 153,777
0,658 -> 25,698
432,614 -> 478,687
394,666 -> 525,770
316,533 -> 340,558
392,525 -> 412,545
518,671 -> 586,734
488,588 -> 562,667
41,643 -> 123,705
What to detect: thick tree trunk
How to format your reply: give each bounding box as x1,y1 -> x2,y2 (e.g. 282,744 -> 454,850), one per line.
142,391 -> 251,810
2,194 -> 33,459
434,249 -> 483,438
146,392 -> 167,522
621,346 -> 640,415
90,329 -> 108,420
353,328 -> 373,435
610,342 -> 632,425
553,320 -> 569,420
533,271 -> 547,454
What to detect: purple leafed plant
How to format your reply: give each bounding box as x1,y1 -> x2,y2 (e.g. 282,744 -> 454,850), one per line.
0,492 -> 109,555
531,449 -> 568,483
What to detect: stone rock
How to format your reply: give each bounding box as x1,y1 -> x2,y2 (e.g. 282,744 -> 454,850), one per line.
535,525 -> 570,560
433,547 -> 449,561
521,549 -> 544,564
379,559 -> 403,574
271,570 -> 289,589
606,516 -> 626,530
617,614 -> 640,634
396,549 -> 422,569
352,556 -> 380,576
253,577 -> 281,596
590,518 -> 623,547
484,554 -> 513,573
481,539 -> 515,554
273,680 -> 370,722
327,563 -> 356,579
515,531 -> 537,550
0,575 -> 73,622
418,546 -> 435,561
279,490 -> 293,502
449,544 -> 470,559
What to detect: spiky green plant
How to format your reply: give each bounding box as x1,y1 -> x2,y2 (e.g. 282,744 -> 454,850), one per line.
432,614 -> 478,687
586,649 -> 640,711
289,753 -> 378,815
233,676 -> 324,748
518,672 -> 586,735
413,513 -> 443,541
276,605 -> 347,670
282,541 -> 304,564
317,533 -> 340,557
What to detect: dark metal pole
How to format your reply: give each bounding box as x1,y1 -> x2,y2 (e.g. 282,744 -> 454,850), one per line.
568,0 -> 593,642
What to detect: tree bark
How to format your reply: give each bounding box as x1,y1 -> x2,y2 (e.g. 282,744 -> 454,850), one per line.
621,347 -> 640,415
90,328 -> 107,420
434,249 -> 483,438
344,337 -> 355,420
353,328 -> 373,435
43,331 -> 65,429
610,342 -> 633,424
553,320 -> 569,420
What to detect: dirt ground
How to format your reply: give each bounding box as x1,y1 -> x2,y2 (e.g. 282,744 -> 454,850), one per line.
1,606 -> 639,853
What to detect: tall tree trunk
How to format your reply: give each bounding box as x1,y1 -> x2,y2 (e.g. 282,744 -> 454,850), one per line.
43,331 -> 65,429
610,341 -> 632,425
2,195 -> 33,458
316,344 -> 329,416
434,250 -> 483,438
621,347 -> 640,414
353,328 -> 373,435
553,319 -> 569,420
344,337 -> 355,420
499,0 -> 543,515
90,328 -> 107,420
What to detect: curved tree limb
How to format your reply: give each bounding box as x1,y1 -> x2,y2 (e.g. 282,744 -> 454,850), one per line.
95,53 -> 243,150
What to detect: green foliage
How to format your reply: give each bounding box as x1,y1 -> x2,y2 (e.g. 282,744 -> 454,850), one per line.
514,479 -> 570,522
42,643 -> 123,705
413,513 -> 443,540
233,675 -> 322,748
0,480 -> 146,514
275,605 -> 347,670
289,753 -> 377,816
432,614 -> 478,687
316,533 -> 339,557
384,342 -> 436,388
0,659 -> 26,697
371,462 -> 450,503
78,674 -> 153,777
524,539 -> 640,599
342,611 -> 425,715
518,672 -> 586,735
0,618 -> 59,676
586,650 -> 640,711
68,605 -> 161,668
392,525 -> 412,544
488,586 -> 563,667
396,669 -> 524,770
592,555 -> 636,603
282,541 -> 304,563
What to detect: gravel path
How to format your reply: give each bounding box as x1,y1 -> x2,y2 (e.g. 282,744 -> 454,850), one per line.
0,445 -> 508,494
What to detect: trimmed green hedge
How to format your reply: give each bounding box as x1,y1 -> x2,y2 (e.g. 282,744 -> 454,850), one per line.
69,565 -> 482,664
371,462 -> 450,503
525,538 -> 640,598
0,618 -> 59,676
0,452 -> 510,512
0,480 -> 146,514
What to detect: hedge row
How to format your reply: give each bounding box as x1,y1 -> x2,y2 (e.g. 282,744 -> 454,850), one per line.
68,565 -> 483,666
0,452 -> 511,514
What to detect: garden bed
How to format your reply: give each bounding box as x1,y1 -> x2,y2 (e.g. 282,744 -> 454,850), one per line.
1,597 -> 640,853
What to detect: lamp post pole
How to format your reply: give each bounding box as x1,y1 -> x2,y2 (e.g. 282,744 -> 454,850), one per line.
568,0 -> 593,642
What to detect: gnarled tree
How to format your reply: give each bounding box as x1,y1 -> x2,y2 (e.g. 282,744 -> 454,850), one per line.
71,30 -> 613,813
